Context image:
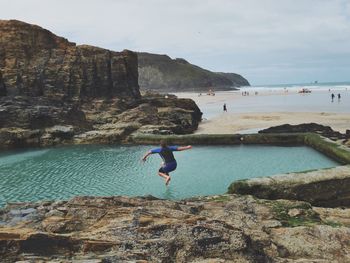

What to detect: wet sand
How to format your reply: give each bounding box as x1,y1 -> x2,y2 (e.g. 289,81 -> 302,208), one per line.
173,90 -> 350,134
195,112 -> 350,134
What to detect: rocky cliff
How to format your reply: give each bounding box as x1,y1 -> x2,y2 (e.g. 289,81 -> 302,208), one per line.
0,20 -> 202,149
138,52 -> 250,92
0,20 -> 140,99
1,195 -> 350,262
217,72 -> 250,87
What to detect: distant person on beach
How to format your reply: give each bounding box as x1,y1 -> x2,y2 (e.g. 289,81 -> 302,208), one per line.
142,140 -> 192,186
223,103 -> 227,112
331,93 -> 335,102
338,93 -> 341,102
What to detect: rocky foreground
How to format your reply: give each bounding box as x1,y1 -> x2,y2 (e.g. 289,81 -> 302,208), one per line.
1,195 -> 350,262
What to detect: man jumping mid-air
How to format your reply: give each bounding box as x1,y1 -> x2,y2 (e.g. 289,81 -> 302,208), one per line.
142,140 -> 192,186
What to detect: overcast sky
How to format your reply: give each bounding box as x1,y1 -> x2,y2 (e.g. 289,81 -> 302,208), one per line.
1,0 -> 349,85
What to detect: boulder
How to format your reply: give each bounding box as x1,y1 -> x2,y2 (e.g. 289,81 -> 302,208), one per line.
259,123 -> 347,140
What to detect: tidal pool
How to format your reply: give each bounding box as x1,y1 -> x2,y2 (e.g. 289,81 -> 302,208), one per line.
0,145 -> 339,206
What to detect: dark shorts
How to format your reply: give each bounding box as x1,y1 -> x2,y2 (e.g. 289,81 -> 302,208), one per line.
159,161 -> 177,174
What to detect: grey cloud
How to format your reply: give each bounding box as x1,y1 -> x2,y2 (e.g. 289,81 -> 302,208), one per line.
0,0 -> 349,84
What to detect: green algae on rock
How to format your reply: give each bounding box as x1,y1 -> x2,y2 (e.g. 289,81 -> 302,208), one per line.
129,132 -> 305,145
304,133 -> 350,164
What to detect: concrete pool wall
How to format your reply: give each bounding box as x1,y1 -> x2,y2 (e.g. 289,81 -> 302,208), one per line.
129,132 -> 350,165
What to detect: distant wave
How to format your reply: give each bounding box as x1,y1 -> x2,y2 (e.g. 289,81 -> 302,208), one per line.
250,82 -> 350,90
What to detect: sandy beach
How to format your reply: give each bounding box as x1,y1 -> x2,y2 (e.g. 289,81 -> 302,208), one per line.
195,112 -> 350,134
174,88 -> 350,133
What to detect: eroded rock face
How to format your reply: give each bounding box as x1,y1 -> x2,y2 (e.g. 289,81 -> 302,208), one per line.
0,96 -> 88,130
0,94 -> 202,149
0,19 -> 140,98
0,195 -> 349,262
0,71 -> 6,96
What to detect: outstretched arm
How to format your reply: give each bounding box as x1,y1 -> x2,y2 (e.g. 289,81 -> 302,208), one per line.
142,151 -> 152,162
177,145 -> 192,151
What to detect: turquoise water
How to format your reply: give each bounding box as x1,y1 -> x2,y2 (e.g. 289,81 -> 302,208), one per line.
0,145 -> 338,206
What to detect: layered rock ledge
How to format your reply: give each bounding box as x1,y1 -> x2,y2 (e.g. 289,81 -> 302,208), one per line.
0,95 -> 202,149
1,195 -> 350,262
229,165 -> 350,208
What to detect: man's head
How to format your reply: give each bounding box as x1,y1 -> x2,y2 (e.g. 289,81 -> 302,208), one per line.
160,140 -> 167,148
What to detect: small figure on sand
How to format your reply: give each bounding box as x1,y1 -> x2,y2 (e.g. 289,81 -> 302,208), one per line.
142,140 -> 192,186
207,89 -> 215,96
223,103 -> 227,112
338,93 -> 341,102
331,93 -> 335,102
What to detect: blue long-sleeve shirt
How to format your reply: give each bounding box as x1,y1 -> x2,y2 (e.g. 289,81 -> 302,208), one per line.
150,146 -> 179,164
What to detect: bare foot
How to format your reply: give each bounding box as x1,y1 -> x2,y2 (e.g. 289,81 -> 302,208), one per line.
165,176 -> 171,186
